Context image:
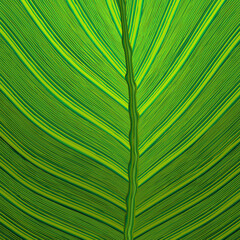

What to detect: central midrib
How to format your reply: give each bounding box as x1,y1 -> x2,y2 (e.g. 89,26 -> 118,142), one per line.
117,0 -> 139,239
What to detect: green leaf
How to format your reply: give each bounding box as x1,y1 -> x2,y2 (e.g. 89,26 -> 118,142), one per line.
0,0 -> 239,239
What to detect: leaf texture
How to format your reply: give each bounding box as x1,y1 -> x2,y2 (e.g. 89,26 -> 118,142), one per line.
0,0 -> 239,239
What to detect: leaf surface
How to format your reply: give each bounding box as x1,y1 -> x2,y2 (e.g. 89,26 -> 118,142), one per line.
0,0 -> 239,239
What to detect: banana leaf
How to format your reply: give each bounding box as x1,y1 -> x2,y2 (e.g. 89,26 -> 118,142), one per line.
0,0 -> 239,239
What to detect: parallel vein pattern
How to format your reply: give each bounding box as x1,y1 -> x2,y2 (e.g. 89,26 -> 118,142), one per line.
1,0 -> 239,239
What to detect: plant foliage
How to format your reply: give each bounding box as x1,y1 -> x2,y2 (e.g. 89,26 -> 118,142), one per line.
0,0 -> 239,239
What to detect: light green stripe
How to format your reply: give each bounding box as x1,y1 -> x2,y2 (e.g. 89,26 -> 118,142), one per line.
138,0 -> 226,114
0,186 -> 99,240
0,156 -> 124,232
0,127 -> 126,209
